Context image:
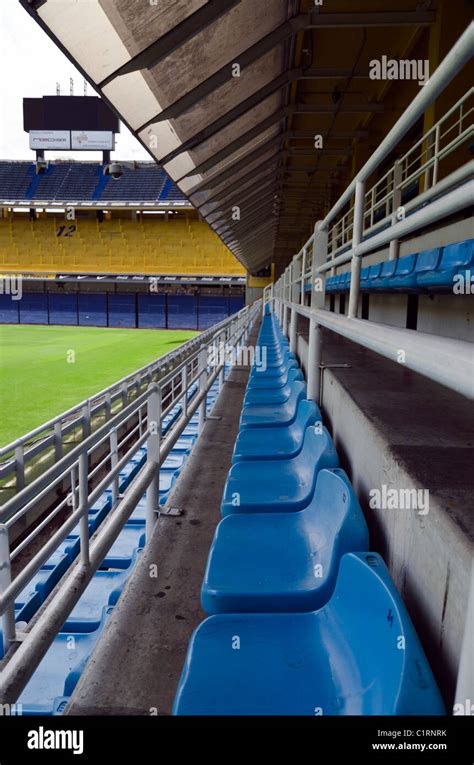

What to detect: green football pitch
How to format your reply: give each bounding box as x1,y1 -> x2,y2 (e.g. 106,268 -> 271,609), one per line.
0,325 -> 199,448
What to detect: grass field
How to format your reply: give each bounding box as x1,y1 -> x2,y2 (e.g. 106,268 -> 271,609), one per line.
0,325 -> 199,447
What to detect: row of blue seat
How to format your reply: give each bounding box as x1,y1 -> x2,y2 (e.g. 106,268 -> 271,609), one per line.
173,309 -> 445,715
7,379 -> 222,714
325,238 -> 473,293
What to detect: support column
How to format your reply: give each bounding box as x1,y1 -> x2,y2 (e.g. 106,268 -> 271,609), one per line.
347,180 -> 365,319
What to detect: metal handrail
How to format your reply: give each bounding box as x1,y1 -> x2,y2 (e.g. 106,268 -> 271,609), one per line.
0,301 -> 260,701
270,23 -> 473,404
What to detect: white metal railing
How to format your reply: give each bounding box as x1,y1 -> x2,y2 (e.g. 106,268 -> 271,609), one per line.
270,22 -> 473,402
0,301 -> 260,702
327,87 -> 473,260
0,309 -> 251,501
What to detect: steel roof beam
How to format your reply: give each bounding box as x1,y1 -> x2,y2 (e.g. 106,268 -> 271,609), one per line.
175,107 -> 289,180
294,103 -> 384,114
189,131 -> 290,195
139,65 -> 302,132
207,180 -> 281,223
138,15 -> 309,126
193,151 -> 289,207
308,11 -> 435,27
98,0 -> 241,87
202,169 -> 285,210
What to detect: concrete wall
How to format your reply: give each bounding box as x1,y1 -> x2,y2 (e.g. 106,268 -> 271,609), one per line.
296,332 -> 473,708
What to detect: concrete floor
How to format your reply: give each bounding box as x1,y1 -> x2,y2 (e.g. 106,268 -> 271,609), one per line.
67,351 -> 254,715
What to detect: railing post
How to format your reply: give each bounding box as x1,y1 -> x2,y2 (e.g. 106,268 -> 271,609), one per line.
389,160 -> 402,261
348,179 -> 365,319
146,383 -> 161,541
198,345 -> 208,434
219,330 -> 226,390
15,445 -> 25,493
105,391 -> 112,420
78,450 -> 90,567
110,427 -> 119,508
54,421 -> 63,462
0,524 -> 16,655
307,319 -> 322,403
289,260 -> 300,354
82,401 -> 91,438
121,382 -> 128,409
181,363 -> 188,419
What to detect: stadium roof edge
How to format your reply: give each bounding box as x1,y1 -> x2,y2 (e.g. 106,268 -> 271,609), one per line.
19,0 -> 438,273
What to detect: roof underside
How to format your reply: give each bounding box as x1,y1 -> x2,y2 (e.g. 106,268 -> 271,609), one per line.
22,0 -> 436,273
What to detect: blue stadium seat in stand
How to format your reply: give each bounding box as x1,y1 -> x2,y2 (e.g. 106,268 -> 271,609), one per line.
232,400 -> 320,462
239,381 -> 306,428
62,551 -> 141,632
413,247 -> 442,286
416,239 -> 473,289
173,553 -> 445,715
247,366 -> 303,390
388,253 -> 418,290
100,525 -> 146,569
365,262 -> 383,288
203,469 -> 369,613
243,375 -> 306,406
17,607 -> 113,715
369,259 -> 398,290
222,426 -> 339,515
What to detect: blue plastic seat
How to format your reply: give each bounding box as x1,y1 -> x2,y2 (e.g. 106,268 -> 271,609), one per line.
244,377 -> 306,406
359,266 -> 371,290
222,426 -> 338,515
17,607 -> 112,715
204,469 -> 369,614
249,356 -> 299,380
254,350 -> 295,370
416,240 -> 473,288
246,366 -> 304,390
232,400 -> 320,462
414,247 -> 442,286
62,553 -> 139,632
15,548 -> 71,624
100,524 -> 145,569
366,262 -> 382,287
174,553 -> 445,716
369,258 -> 397,289
388,253 -> 418,289
239,381 -> 306,429
87,493 -> 112,531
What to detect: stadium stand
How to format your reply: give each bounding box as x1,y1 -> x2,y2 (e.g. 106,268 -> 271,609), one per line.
0,212 -> 245,276
173,310 -> 445,715
0,161 -> 180,204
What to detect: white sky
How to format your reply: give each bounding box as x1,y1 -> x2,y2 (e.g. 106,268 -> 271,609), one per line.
0,0 -> 150,162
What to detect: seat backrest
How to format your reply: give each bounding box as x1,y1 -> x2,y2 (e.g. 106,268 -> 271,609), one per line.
306,469 -> 368,550
394,253 -> 417,276
380,259 -> 397,278
325,553 -> 445,714
299,425 -> 338,478
439,239 -> 474,268
294,399 -> 320,434
368,263 -> 382,279
414,247 -> 442,274
359,266 -> 370,283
